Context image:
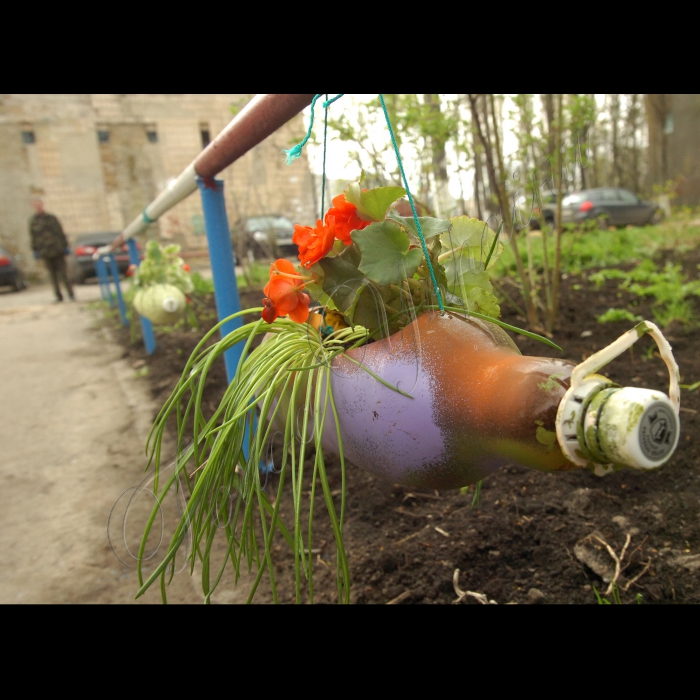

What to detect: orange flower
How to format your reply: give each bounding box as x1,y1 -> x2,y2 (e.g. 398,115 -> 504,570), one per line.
262,259 -> 311,323
293,219 -> 336,269
325,193 -> 371,245
182,264 -> 190,272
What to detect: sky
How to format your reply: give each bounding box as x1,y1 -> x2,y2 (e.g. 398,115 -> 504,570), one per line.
302,94 -> 609,205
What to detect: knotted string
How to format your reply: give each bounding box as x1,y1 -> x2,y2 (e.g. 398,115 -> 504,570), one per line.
283,92 -> 444,311
284,94 -> 344,166
379,94 -> 444,312
321,94 -> 329,217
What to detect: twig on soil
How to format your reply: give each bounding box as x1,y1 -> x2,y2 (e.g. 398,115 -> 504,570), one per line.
395,524 -> 431,545
593,533 -> 632,596
434,527 -> 450,538
386,590 -> 412,605
403,492 -> 442,502
452,569 -> 497,605
622,559 -> 653,592
394,507 -> 429,517
620,535 -> 648,575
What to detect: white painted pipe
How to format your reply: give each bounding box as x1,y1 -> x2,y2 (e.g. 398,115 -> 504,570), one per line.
132,163 -> 198,238
94,94 -> 316,259
94,163 -> 198,257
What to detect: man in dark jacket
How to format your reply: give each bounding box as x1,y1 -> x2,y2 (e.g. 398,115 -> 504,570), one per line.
29,199 -> 75,302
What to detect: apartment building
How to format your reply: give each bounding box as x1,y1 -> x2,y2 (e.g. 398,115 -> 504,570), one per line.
0,94 -> 316,276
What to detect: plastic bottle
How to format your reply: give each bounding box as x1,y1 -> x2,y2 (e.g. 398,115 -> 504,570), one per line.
321,312 -> 680,490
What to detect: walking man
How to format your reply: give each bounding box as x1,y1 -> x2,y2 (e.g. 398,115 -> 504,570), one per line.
29,199 -> 75,302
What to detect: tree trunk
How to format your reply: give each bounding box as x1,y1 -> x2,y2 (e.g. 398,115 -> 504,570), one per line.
468,94 -> 538,328
543,94 -> 556,162
609,94 -> 622,187
547,93 -> 565,334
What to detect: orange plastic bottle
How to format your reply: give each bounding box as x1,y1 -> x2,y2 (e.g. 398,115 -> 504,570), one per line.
322,312 -> 680,490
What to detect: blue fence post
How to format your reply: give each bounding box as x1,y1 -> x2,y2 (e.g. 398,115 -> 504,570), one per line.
197,177 -> 243,382
127,239 -> 156,355
198,177 -> 261,465
96,256 -> 113,306
107,254 -> 129,327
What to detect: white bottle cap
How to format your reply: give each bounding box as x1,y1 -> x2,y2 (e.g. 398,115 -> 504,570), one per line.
162,297 -> 179,313
555,320 -> 681,475
583,387 -> 679,469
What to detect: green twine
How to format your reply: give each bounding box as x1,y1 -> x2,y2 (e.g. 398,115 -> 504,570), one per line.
323,94 -> 344,108
284,94 -> 344,167
321,94 -> 328,217
379,94 -> 444,312
142,209 -> 156,225
283,94 -> 322,164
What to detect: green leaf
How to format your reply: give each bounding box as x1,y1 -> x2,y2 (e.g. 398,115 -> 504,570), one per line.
318,256 -> 366,314
315,258 -> 386,333
338,241 -> 362,268
344,184 -> 406,222
386,210 -> 452,240
354,221 -> 425,286
442,268 -> 500,319
464,275 -> 501,318
437,216 -> 503,317
440,216 -> 503,271
346,284 -> 384,333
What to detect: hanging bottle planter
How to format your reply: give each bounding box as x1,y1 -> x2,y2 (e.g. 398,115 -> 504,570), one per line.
136,95 -> 681,604
131,240 -> 193,325
322,311 -> 680,490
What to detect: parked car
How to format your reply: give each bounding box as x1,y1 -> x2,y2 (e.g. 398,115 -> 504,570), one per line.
69,232 -> 141,283
515,190 -> 569,226
560,188 -> 664,228
0,246 -> 27,292
233,215 -> 298,261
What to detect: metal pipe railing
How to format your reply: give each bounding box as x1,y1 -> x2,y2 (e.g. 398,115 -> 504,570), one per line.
98,94 -> 316,253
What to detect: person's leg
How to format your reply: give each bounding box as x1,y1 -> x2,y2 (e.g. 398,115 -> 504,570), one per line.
55,256 -> 75,300
44,257 -> 63,301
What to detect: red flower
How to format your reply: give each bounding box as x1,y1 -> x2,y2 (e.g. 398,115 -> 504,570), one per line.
182,264 -> 190,272
262,259 -> 311,323
325,193 -> 371,245
293,219 -> 336,269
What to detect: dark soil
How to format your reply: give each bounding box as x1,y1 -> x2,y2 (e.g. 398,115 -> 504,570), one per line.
112,250 -> 700,605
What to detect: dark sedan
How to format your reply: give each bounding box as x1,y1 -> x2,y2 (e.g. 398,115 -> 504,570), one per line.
561,188 -> 663,228
233,215 -> 298,261
0,246 -> 26,292
70,232 -> 140,283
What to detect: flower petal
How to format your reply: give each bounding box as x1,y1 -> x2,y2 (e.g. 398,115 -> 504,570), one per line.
288,297 -> 310,323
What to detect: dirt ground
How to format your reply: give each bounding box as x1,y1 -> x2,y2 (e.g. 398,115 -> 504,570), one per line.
0,281 -> 256,604
109,248 -> 700,604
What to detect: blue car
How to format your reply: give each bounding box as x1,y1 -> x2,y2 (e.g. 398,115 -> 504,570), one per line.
0,246 -> 26,292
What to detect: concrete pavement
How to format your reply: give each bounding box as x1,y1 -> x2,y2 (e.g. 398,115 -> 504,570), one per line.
0,280 -> 255,603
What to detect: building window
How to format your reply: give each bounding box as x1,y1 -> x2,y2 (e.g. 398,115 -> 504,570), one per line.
22,130 -> 35,144
200,126 -> 211,149
146,130 -> 158,143
98,130 -> 110,143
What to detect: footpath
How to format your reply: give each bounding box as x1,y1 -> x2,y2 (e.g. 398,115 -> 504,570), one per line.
0,281 -> 242,603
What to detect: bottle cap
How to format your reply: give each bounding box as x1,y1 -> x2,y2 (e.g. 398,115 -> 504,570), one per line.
162,297 -> 179,313
556,320 -> 681,475
583,387 -> 679,469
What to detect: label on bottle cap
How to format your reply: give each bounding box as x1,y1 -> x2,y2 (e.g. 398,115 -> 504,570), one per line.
639,402 -> 677,461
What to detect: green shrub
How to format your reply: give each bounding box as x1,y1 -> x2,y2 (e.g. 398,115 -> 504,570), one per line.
597,308 -> 642,324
